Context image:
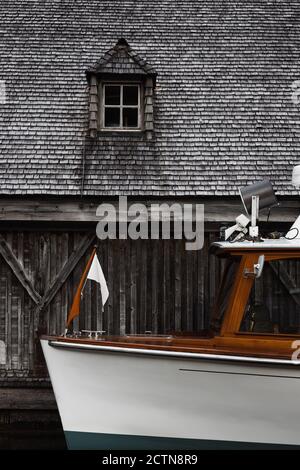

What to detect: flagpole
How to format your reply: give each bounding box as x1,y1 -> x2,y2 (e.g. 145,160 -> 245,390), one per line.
66,247 -> 97,328
81,272 -> 89,297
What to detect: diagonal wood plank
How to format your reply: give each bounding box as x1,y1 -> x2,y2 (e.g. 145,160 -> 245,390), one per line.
35,232 -> 96,314
0,234 -> 41,304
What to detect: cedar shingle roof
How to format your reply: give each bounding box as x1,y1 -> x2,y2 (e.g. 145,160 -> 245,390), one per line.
86,38 -> 157,79
0,0 -> 300,196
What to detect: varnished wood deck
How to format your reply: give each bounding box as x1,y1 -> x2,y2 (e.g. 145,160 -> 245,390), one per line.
41,333 -> 299,361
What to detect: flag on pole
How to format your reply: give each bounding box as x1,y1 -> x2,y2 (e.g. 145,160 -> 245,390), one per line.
86,254 -> 109,309
66,248 -> 109,327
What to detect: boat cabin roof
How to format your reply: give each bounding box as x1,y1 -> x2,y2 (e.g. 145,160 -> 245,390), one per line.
212,238 -> 300,254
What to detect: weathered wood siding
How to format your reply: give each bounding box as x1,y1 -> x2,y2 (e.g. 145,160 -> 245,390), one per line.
0,230 -> 221,379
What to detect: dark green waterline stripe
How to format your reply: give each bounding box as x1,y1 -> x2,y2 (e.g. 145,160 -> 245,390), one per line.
65,431 -> 300,450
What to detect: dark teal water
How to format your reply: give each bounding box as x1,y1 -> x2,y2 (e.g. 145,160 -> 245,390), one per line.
0,411 -> 66,450
0,428 -> 66,450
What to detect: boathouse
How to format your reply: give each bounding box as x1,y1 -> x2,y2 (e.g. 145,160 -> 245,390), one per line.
0,0 -> 299,442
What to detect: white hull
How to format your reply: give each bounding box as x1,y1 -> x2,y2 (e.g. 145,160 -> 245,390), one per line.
41,339 -> 300,449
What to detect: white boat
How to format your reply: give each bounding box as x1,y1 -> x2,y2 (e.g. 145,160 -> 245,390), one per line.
41,236 -> 300,449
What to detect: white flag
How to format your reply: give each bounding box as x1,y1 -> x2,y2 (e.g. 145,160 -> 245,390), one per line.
86,254 -> 109,308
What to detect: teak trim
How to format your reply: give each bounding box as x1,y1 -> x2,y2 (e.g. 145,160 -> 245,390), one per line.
39,247 -> 300,361
220,253 -> 258,336
220,250 -> 300,349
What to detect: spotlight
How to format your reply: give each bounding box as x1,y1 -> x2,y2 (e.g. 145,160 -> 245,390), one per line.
238,180 -> 278,237
239,180 -> 278,215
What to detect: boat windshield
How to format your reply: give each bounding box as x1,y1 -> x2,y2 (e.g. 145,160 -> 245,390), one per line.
210,257 -> 240,332
239,257 -> 300,335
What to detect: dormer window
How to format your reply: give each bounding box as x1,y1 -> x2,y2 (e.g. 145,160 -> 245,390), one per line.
102,83 -> 141,130
86,38 -> 156,139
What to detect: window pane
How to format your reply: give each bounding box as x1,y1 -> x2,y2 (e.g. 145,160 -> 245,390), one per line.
123,86 -> 139,106
123,108 -> 138,128
105,86 -> 120,105
105,108 -> 120,127
239,259 -> 300,335
210,259 -> 240,332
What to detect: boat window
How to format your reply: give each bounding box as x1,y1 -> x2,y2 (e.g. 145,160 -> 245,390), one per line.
211,258 -> 240,332
239,258 -> 300,335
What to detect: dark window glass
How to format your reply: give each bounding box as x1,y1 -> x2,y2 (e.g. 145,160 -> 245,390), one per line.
239,259 -> 300,335
105,108 -> 120,127
123,86 -> 139,106
123,108 -> 138,128
105,86 -> 120,105
210,259 -> 240,332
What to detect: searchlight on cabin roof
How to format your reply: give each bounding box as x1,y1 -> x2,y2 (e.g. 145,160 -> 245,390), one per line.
239,180 -> 278,216
224,180 -> 278,241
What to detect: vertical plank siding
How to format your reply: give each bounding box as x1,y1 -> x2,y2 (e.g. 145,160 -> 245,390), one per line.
0,230 -> 219,379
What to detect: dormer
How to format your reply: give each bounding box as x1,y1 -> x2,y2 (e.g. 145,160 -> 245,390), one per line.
86,39 -> 157,139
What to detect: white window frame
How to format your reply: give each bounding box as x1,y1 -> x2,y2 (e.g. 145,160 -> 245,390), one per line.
101,83 -> 142,131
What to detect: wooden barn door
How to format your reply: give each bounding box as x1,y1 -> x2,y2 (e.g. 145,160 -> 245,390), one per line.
0,231 -> 220,379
